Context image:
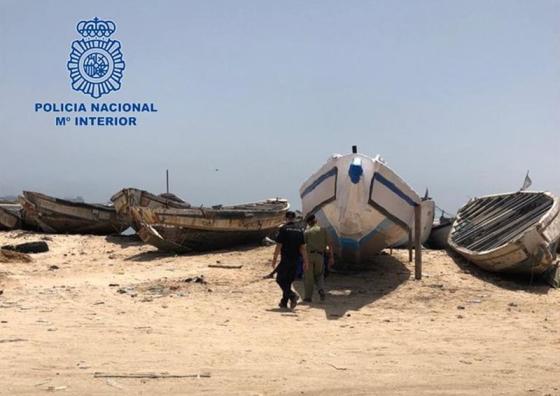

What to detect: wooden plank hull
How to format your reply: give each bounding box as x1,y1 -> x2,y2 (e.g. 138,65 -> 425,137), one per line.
449,192 -> 560,275
132,199 -> 289,253
110,188 -> 189,230
0,204 -> 21,230
19,191 -> 127,235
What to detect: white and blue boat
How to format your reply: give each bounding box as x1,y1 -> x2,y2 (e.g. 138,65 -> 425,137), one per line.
300,148 -> 425,266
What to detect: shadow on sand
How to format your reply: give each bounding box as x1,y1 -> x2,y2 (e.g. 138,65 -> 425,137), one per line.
121,242 -> 268,262
290,253 -> 411,320
447,249 -> 552,295
105,234 -> 142,248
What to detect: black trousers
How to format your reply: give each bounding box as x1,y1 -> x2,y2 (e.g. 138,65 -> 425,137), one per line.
276,260 -> 297,305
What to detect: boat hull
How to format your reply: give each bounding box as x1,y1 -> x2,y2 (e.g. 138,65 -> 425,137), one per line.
110,188 -> 189,230
425,219 -> 453,250
132,199 -> 289,252
0,204 -> 21,230
19,191 -> 128,235
391,199 -> 435,248
300,153 -> 422,266
449,192 -> 560,275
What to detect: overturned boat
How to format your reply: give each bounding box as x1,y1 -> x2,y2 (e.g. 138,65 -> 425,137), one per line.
131,199 -> 289,253
300,148 -> 426,266
0,203 -> 22,230
19,191 -> 128,235
110,188 -> 190,230
448,191 -> 560,275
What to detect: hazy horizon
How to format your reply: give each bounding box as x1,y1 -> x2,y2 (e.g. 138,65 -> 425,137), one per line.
1,0 -> 559,213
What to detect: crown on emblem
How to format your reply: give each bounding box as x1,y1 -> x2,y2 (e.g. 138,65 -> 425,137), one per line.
77,17 -> 116,37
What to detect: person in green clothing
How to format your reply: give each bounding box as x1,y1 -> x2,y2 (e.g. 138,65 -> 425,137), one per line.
303,214 -> 334,302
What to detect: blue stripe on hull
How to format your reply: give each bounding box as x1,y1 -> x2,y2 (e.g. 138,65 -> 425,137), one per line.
301,167 -> 337,198
316,209 -> 403,264
372,172 -> 417,207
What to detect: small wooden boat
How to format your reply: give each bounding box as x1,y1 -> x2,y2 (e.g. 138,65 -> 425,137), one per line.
448,191 -> 560,275
110,188 -> 190,230
300,148 -> 426,266
19,191 -> 128,235
425,215 -> 454,250
0,203 -> 22,230
131,199 -> 289,252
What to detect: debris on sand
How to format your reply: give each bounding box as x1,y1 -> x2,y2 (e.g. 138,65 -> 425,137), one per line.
0,249 -> 33,263
208,264 -> 243,269
2,241 -> 49,254
94,371 -> 211,379
114,276 -> 209,299
183,275 -> 206,284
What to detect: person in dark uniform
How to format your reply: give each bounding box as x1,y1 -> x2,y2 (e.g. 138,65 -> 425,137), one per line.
271,211 -> 308,309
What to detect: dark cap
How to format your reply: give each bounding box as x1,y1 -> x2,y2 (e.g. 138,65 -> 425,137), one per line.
285,211 -> 296,219
305,214 -> 316,224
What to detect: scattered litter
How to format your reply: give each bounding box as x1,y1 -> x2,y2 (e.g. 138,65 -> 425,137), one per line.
457,305 -> 465,310
108,283 -> 119,287
183,276 -> 206,284
49,265 -> 60,271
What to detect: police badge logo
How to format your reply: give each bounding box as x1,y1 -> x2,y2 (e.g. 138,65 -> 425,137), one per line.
67,18 -> 125,99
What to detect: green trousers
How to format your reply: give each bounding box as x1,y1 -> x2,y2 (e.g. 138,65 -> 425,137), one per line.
304,253 -> 325,299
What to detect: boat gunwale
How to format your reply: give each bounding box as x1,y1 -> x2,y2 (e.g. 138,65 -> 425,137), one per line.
22,191 -> 116,213
448,191 -> 559,257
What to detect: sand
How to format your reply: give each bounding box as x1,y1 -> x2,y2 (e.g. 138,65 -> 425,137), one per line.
0,230 -> 558,395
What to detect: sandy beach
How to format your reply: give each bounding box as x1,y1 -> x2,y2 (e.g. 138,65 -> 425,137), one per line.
0,230 -> 558,395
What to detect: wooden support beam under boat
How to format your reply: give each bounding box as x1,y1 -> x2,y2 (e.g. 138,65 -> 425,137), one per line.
408,229 -> 413,263
415,204 -> 422,280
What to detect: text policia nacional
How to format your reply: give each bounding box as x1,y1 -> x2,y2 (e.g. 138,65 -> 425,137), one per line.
34,103 -> 158,126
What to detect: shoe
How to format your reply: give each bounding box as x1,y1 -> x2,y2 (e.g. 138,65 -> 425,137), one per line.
289,295 -> 298,310
278,300 -> 288,309
319,290 -> 326,301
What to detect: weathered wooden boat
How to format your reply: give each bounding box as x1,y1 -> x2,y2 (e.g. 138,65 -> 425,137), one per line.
448,191 -> 560,276
425,214 -> 454,250
0,203 -> 22,230
131,199 -> 289,252
19,191 -> 128,235
110,188 -> 190,230
300,148 -> 426,266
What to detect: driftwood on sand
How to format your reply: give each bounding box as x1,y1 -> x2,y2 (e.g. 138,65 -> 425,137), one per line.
93,372 -> 211,379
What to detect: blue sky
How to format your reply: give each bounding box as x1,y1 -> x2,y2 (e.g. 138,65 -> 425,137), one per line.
0,0 -> 559,212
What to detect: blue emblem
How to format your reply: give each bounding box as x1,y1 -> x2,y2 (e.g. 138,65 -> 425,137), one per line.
67,18 -> 125,99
